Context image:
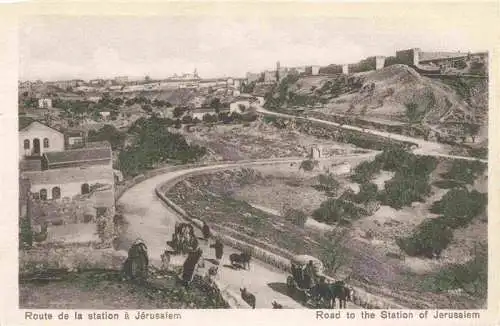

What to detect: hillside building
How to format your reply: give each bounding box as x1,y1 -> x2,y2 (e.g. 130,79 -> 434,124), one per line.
19,118 -> 65,159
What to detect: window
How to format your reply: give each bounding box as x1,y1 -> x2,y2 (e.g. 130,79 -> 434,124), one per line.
52,187 -> 61,199
23,139 -> 30,149
43,138 -> 49,148
40,189 -> 47,200
81,183 -> 90,195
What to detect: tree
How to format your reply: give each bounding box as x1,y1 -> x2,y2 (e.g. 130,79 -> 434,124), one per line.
464,123 -> 480,143
317,229 -> 349,273
282,206 -> 308,227
182,115 -> 193,124
173,107 -> 187,118
397,218 -> 453,258
210,98 -> 222,113
88,124 -> 126,150
315,173 -> 340,197
405,102 -> 421,125
299,159 -> 318,172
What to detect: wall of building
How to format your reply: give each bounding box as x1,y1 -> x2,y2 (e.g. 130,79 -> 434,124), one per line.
29,177 -> 113,200
19,123 -> 65,158
230,101 -> 250,113
395,48 -> 420,66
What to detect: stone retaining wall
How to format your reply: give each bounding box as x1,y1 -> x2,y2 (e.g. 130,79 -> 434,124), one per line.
19,242 -> 128,276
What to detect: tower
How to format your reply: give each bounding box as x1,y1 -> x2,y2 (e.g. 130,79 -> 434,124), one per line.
276,61 -> 281,81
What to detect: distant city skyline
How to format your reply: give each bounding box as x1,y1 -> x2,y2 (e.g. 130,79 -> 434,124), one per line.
20,16 -> 490,82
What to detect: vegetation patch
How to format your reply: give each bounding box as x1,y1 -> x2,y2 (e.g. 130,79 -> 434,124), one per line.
118,116 -> 207,177
20,270 -> 228,309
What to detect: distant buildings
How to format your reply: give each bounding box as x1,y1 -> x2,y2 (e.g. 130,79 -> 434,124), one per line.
114,76 -> 129,85
38,98 -> 52,109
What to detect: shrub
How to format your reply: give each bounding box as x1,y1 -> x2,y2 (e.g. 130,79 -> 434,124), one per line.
429,189 -> 487,228
379,175 -> 431,209
351,160 -> 381,183
441,160 -> 487,184
355,182 -> 378,204
397,218 -> 453,258
312,199 -> 365,225
426,243 -> 487,298
299,159 -> 318,172
282,208 -> 308,228
314,173 -> 340,196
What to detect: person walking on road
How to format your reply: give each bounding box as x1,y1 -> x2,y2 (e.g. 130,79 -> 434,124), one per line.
202,221 -> 211,241
210,238 -> 224,265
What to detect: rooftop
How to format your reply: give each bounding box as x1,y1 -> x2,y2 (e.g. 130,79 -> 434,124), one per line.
22,165 -> 114,185
44,147 -> 111,166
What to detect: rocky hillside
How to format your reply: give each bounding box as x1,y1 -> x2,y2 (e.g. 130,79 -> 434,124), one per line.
267,65 -> 488,142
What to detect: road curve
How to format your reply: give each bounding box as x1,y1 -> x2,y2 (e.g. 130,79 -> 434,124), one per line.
117,157 -> 367,309
255,107 -> 487,163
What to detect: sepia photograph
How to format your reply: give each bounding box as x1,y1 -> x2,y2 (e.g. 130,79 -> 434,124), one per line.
9,3 -> 495,317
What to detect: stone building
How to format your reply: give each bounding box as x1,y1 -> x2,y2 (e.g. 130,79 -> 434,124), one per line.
19,119 -> 116,246
19,118 -> 65,159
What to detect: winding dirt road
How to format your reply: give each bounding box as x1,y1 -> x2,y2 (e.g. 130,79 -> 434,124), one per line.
117,158 -> 367,309
255,107 -> 487,163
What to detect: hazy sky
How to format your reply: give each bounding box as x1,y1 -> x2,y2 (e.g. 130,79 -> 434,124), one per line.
19,15 -> 489,81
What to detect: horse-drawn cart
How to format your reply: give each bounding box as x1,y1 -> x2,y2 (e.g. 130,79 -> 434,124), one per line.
286,255 -> 325,305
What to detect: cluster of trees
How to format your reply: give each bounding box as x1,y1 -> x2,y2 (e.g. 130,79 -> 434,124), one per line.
428,242 -> 487,298
118,116 -> 207,176
312,197 -> 367,225
350,147 -> 437,210
178,111 -> 258,126
88,124 -> 126,150
397,160 -> 487,259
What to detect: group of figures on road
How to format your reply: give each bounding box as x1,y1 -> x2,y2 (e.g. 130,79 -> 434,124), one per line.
122,221 -> 252,288
121,221 -> 352,309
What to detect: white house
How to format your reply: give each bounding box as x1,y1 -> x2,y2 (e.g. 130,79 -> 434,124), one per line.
19,118 -> 65,159
191,108 -> 217,120
230,100 -> 251,114
100,111 -> 111,120
38,98 -> 52,109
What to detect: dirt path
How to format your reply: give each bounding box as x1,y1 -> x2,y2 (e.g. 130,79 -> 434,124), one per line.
117,159 -> 363,309
256,106 -> 487,163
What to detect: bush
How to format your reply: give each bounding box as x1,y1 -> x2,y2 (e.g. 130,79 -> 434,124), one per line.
429,189 -> 487,228
397,218 -> 453,258
426,243 -> 487,298
312,199 -> 365,225
379,175 -> 431,209
282,208 -> 308,228
441,160 -> 487,184
314,173 -> 340,196
351,160 -> 382,183
299,159 -> 318,172
355,182 -> 379,204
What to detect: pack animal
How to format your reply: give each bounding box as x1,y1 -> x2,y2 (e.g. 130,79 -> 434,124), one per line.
240,288 -> 256,309
310,279 -> 352,309
229,252 -> 251,270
